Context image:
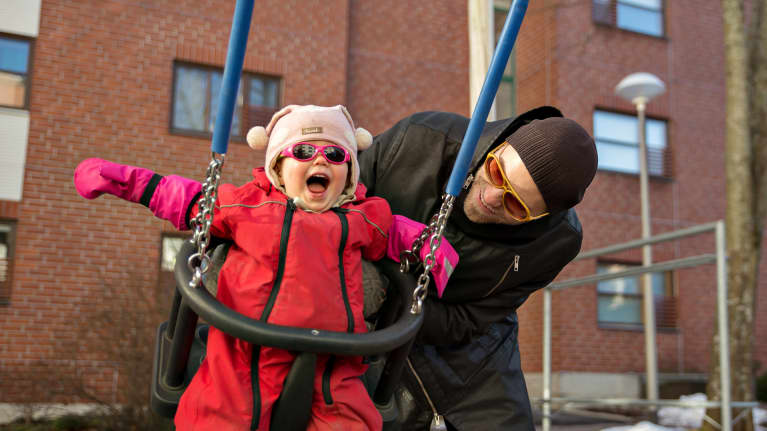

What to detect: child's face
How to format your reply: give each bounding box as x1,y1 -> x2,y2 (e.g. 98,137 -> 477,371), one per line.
276,140 -> 350,212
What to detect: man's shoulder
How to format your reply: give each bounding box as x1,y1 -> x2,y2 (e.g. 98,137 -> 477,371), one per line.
545,208 -> 584,269
562,208 -> 583,237
395,111 -> 470,138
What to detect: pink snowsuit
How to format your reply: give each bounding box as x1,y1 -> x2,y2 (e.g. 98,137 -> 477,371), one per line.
174,168 -> 390,431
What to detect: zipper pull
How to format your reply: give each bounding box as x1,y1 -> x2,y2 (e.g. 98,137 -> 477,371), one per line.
430,414 -> 448,431
514,255 -> 520,272
462,174 -> 474,190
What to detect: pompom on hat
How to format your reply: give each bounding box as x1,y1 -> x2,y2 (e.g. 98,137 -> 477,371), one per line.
247,105 -> 372,207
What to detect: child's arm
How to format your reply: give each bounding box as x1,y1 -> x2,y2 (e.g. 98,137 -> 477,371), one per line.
74,158 -> 201,230
386,215 -> 459,298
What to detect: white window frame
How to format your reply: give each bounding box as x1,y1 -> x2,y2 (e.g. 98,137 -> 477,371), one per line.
170,62 -> 280,139
596,261 -> 675,329
0,221 -> 16,304
593,109 -> 669,177
0,34 -> 33,110
593,0 -> 665,38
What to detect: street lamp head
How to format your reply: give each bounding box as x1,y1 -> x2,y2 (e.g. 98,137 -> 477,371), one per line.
615,72 -> 666,106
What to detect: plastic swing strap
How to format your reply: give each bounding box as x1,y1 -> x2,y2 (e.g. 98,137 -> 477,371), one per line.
189,0 -> 254,287
407,0 -> 529,313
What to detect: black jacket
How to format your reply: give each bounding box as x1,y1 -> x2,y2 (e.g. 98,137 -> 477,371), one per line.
359,106 -> 584,430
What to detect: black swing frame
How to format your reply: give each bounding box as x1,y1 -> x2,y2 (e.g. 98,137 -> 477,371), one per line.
150,239 -> 423,430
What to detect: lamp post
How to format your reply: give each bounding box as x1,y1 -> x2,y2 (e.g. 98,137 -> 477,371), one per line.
615,72 -> 666,404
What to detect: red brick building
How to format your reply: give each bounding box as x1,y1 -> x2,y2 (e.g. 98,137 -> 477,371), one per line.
0,0 -> 765,414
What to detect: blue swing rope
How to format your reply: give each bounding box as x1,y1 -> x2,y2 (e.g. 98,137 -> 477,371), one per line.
211,0 -> 255,156
212,0 -> 527,186
407,0 -> 528,313
194,0 -> 529,307
189,0 -> 255,288
445,0 -> 529,196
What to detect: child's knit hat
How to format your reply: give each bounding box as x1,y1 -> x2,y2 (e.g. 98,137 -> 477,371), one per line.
246,105 -> 372,206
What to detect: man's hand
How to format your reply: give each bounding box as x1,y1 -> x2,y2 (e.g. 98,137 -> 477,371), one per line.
386,215 -> 459,297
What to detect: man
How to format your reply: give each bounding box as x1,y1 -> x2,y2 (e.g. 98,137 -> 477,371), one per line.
358,106 -> 598,430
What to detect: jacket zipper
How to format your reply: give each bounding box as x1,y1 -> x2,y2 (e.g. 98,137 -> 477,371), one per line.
250,198 -> 296,430
260,199 -> 296,321
463,174 -> 474,190
406,357 -> 447,430
322,210 -> 353,405
332,209 -> 354,332
483,254 -> 520,298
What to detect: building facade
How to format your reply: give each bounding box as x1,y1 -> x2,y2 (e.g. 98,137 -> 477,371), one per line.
0,0 -> 765,414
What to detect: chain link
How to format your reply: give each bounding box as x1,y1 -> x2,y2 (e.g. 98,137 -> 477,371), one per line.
410,195 -> 455,314
188,153 -> 225,288
399,214 -> 436,273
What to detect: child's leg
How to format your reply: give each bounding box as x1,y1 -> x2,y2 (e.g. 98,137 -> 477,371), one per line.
308,356 -> 382,431
362,259 -> 388,329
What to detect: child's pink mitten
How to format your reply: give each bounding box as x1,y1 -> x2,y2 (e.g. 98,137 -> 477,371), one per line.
74,158 -> 154,202
74,158 -> 202,230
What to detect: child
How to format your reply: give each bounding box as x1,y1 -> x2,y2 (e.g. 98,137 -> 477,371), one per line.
73,105 -> 457,431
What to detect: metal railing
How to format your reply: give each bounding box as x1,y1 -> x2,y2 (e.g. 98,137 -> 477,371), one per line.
539,220 -> 759,431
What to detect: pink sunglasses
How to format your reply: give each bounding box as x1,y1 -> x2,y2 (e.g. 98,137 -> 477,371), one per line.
280,142 -> 350,165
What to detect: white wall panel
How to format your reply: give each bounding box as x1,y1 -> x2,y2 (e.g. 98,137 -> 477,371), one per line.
0,108 -> 30,201
0,0 -> 41,37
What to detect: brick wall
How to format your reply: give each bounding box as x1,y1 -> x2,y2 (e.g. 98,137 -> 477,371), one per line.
347,0 -> 469,134
1,0 -> 765,405
0,0 -> 353,403
516,0 -> 767,383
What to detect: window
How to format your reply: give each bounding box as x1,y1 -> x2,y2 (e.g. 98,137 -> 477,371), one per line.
493,3 -> 516,119
159,234 -> 187,289
593,0 -> 664,37
597,262 -> 676,328
171,62 -> 280,138
0,221 -> 16,304
593,110 -> 669,177
0,34 -> 32,109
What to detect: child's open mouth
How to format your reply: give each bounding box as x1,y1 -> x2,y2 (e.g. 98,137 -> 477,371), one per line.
306,174 -> 330,194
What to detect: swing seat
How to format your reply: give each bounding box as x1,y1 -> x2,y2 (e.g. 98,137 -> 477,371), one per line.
150,239 -> 423,431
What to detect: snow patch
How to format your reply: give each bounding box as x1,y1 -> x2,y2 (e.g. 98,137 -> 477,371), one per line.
599,394 -> 766,431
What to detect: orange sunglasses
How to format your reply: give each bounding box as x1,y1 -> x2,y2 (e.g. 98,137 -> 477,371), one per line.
484,142 -> 549,222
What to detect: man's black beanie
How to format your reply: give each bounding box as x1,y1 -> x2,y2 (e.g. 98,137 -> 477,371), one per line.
507,117 -> 598,213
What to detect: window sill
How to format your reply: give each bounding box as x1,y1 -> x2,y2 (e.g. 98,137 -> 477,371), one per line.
170,128 -> 247,144
598,322 -> 678,333
593,21 -> 669,41
596,168 -> 674,183
0,106 -> 30,116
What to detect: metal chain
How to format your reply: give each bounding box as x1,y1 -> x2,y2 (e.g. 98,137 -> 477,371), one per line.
188,153 -> 225,288
410,195 -> 455,314
399,214 -> 436,273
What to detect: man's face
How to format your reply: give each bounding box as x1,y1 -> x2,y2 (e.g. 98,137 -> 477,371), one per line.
462,144 -> 547,225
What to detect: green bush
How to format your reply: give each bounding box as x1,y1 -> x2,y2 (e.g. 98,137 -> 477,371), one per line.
757,370 -> 767,402
52,415 -> 92,430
